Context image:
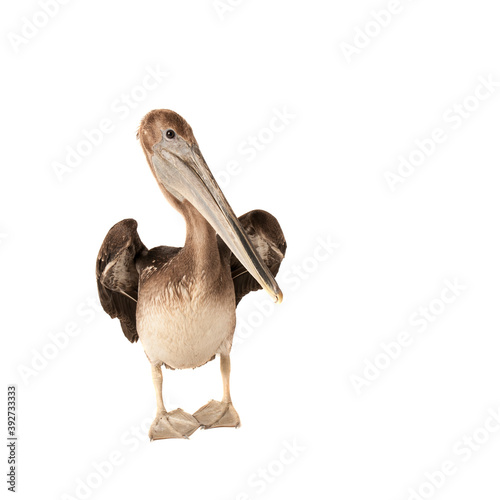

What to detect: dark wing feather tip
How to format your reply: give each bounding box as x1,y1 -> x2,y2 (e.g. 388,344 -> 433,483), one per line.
230,210 -> 286,305
96,219 -> 146,343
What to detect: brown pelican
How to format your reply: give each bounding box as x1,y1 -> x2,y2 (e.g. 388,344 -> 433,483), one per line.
96,110 -> 286,440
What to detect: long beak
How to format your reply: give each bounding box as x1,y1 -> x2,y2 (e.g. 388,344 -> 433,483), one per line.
151,139 -> 283,303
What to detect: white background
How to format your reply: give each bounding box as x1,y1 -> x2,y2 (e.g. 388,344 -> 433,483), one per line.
2,1 -> 500,499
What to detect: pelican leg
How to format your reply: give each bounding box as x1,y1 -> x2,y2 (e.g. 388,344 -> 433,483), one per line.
193,354 -> 241,429
148,364 -> 199,441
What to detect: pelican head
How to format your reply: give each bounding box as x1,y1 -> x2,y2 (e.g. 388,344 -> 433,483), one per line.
138,109 -> 282,304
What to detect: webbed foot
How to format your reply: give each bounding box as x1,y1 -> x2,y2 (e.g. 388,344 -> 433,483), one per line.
149,409 -> 200,440
193,400 -> 241,429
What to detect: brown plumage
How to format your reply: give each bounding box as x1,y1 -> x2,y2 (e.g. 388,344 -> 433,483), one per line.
96,219 -> 146,342
230,210 -> 287,305
96,109 -> 286,440
96,210 -> 286,341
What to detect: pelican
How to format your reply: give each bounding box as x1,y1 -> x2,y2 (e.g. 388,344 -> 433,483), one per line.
96,110 -> 286,440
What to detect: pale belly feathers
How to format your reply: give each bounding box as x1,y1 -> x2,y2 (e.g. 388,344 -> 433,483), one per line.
136,272 -> 236,369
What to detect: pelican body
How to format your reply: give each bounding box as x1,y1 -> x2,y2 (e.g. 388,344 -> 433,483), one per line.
96,110 -> 286,440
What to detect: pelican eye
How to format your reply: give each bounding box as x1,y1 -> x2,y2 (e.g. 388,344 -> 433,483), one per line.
165,129 -> 176,139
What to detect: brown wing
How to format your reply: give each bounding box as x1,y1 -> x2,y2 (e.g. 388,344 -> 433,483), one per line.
96,219 -> 146,343
230,210 -> 287,305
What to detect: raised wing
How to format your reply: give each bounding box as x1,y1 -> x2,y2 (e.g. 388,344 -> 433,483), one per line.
96,219 -> 146,343
230,210 -> 286,305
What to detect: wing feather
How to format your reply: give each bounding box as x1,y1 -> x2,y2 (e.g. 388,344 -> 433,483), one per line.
230,210 -> 286,305
96,219 -> 146,342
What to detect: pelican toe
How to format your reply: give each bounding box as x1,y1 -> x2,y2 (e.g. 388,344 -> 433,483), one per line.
149,409 -> 200,440
193,400 -> 241,429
